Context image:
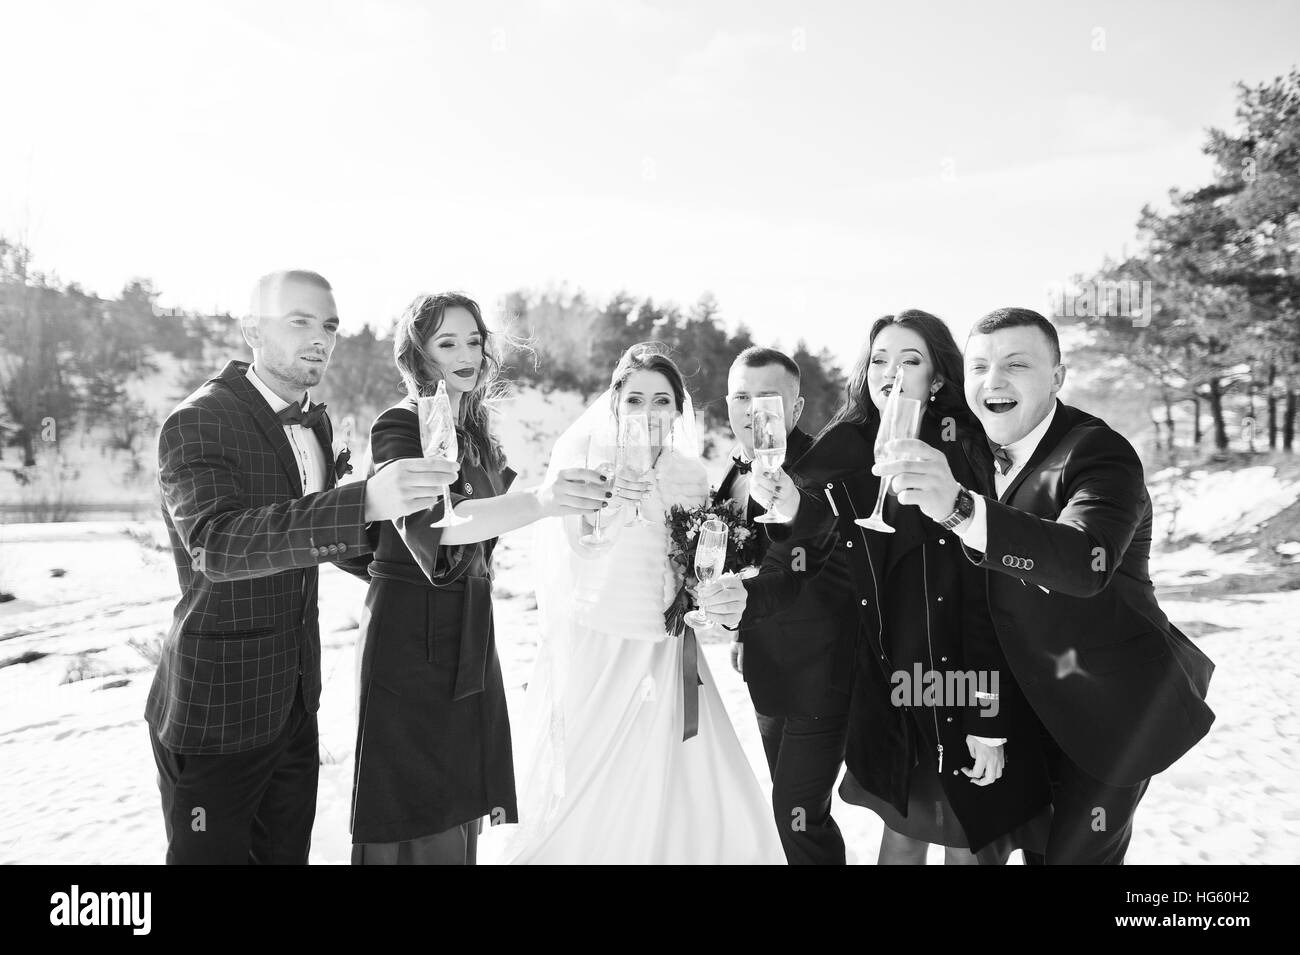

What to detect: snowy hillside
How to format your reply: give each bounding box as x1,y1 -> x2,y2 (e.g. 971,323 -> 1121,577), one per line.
1,452 -> 1298,863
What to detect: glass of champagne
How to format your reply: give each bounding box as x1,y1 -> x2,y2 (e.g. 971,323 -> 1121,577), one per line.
751,395 -> 788,524
418,381 -> 472,529
580,440 -> 618,547
855,368 -> 923,533
684,518 -> 729,630
618,411 -> 654,527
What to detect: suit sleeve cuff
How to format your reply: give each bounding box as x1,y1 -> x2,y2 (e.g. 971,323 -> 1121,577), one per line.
969,736 -> 1007,747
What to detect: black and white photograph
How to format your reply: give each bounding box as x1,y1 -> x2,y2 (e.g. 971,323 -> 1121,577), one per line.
0,0 -> 1295,898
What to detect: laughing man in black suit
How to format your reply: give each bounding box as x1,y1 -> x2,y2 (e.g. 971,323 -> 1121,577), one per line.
870,307 -> 1215,864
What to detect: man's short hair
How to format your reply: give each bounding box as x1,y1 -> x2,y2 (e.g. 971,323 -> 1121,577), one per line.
732,346 -> 801,383
247,270 -> 333,326
968,307 -> 1061,365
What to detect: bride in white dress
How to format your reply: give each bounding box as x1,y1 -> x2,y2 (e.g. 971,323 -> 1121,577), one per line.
501,344 -> 785,864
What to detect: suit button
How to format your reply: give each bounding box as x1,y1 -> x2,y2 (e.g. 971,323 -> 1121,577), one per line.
952,770 -> 960,776
860,599 -> 868,606
938,538 -> 946,545
946,717 -> 953,723
825,482 -> 833,490
310,546 -> 320,557
936,596 -> 944,602
846,541 -> 853,548
940,656 -> 947,662
338,543 -> 347,553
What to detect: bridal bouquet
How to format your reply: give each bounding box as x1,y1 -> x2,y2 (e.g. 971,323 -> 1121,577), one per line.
664,498 -> 761,637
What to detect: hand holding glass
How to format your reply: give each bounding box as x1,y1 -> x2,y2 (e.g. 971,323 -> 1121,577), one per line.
684,519 -> 729,630
418,382 -> 472,529
856,371 -> 922,533
751,395 -> 788,523
580,443 -> 617,546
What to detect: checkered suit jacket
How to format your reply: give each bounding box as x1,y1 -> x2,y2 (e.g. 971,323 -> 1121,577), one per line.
146,359 -> 375,755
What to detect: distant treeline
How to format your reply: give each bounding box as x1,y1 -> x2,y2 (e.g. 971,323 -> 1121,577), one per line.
0,254 -> 846,467
494,288 -> 846,435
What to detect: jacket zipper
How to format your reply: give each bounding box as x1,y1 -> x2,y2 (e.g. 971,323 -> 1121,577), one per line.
839,483 -> 883,638
843,481 -> 940,771
920,546 -> 944,775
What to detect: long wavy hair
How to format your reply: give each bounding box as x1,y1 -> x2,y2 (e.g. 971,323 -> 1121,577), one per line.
394,291 -> 506,471
824,309 -> 984,448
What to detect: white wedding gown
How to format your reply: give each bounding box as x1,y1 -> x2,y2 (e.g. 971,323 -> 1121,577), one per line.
500,448 -> 786,865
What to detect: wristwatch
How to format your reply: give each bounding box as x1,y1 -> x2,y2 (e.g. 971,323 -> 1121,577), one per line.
939,484 -> 975,530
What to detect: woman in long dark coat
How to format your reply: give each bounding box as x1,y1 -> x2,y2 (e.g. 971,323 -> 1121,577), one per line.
350,292 -> 612,865
764,310 -> 1051,863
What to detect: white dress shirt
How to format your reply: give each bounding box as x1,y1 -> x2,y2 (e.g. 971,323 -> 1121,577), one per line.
954,402 -> 1057,554
247,364 -> 328,496
952,403 -> 1056,750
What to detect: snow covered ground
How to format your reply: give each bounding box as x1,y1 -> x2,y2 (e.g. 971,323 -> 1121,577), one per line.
2,381 -> 1298,864
2,493 -> 1298,865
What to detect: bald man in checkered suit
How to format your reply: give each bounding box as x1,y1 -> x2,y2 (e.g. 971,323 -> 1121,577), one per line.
147,270 -> 457,865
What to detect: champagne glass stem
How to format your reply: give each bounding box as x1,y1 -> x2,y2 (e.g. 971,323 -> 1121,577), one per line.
867,479 -> 888,525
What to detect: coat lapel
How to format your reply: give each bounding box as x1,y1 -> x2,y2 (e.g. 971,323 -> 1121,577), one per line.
998,400 -> 1074,505
311,411 -> 335,491
714,458 -> 740,507
215,360 -> 304,497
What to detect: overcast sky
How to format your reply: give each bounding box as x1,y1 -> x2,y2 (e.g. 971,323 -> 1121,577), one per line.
2,0 -> 1297,368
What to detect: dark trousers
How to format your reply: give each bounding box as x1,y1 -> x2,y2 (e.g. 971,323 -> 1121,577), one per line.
352,822 -> 480,865
149,682 -> 320,865
1024,717 -> 1150,865
756,711 -> 849,866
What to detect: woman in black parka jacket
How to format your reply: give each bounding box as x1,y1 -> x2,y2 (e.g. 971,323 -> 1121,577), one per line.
774,310 -> 1051,864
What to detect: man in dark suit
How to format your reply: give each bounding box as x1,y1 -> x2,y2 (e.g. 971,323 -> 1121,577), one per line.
868,307 -> 1215,864
709,347 -> 854,865
148,269 -> 457,864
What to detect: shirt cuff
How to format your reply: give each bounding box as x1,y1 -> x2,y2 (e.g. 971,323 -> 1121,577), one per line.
953,491 -> 988,553
969,736 -> 1007,747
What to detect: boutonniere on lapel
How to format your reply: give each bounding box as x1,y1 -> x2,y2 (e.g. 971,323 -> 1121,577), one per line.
333,444 -> 353,480
333,416 -> 356,481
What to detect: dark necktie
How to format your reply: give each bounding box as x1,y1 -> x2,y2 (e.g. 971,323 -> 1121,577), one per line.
278,401 -> 326,429
732,454 -> 752,475
990,442 -> 1013,476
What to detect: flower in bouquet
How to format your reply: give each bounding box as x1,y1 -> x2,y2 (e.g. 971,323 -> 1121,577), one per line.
663,495 -> 762,635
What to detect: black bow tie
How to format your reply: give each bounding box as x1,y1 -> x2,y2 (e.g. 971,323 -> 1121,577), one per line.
732,455 -> 752,475
989,442 -> 1013,476
278,402 -> 326,429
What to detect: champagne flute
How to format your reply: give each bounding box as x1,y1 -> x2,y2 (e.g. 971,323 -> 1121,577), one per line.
618,411 -> 654,527
580,440 -> 618,547
751,395 -> 788,524
650,408 -> 675,458
855,368 -> 923,533
684,518 -> 729,630
418,381 -> 472,529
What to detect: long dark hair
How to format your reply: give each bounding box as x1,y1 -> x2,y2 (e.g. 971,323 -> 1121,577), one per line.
824,309 -> 982,441
608,341 -> 687,414
394,291 -> 506,471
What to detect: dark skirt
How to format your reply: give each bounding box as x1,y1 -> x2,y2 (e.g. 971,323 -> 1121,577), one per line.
840,719 -> 1051,860
350,574 -> 518,844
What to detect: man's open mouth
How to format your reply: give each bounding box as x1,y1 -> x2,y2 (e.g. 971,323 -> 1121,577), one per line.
983,396 -> 1018,414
